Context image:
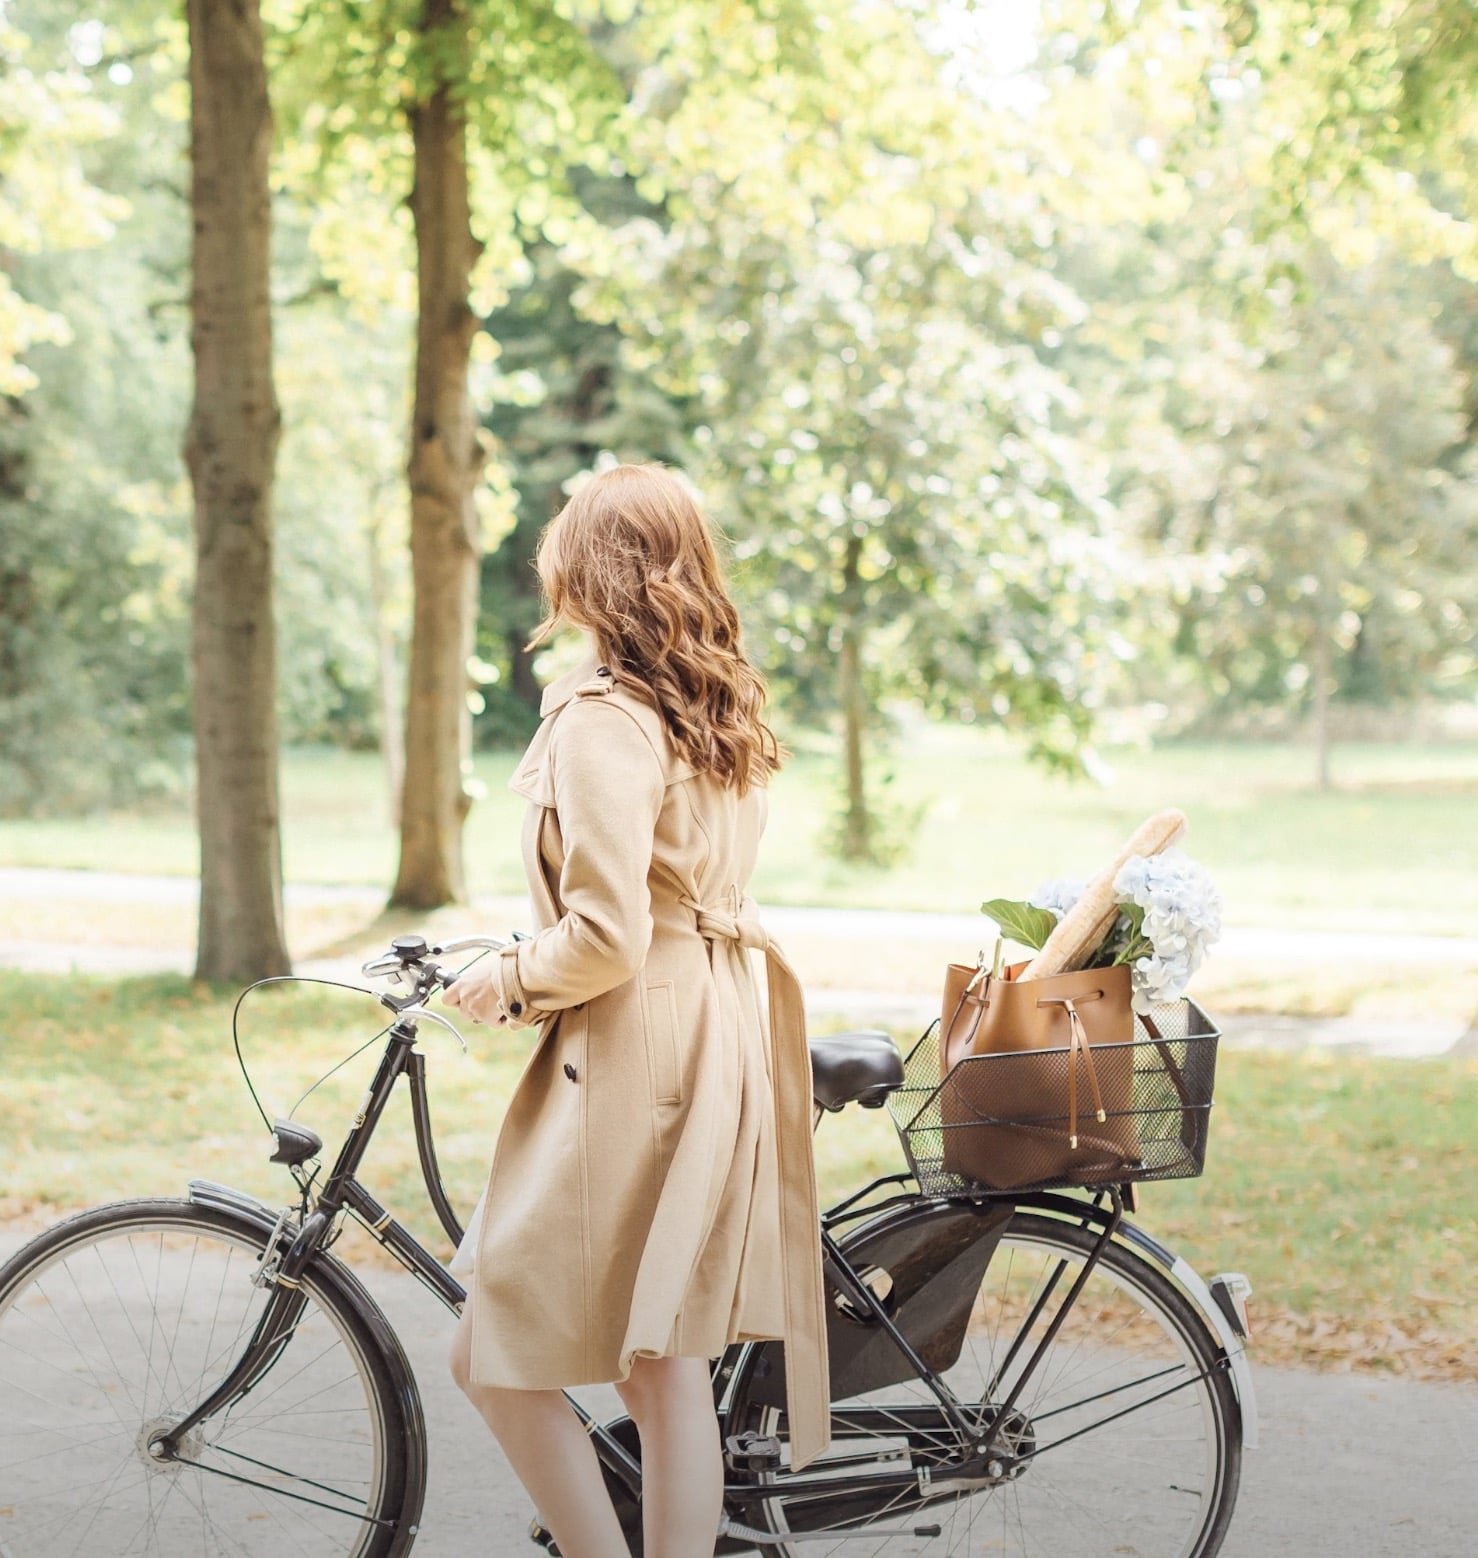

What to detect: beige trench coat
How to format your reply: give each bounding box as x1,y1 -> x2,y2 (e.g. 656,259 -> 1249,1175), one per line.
457,651 -> 832,1470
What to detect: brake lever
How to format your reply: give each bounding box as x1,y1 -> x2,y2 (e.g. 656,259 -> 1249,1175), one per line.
395,1003 -> 469,1053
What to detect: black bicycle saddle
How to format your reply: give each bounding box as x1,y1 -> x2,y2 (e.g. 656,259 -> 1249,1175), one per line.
808,1030 -> 905,1112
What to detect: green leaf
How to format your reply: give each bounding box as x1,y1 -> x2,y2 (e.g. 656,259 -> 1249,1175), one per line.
980,898 -> 1058,951
1097,903 -> 1154,967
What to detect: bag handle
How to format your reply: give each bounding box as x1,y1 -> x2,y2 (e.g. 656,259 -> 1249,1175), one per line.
941,955 -> 991,1057
1139,1011 -> 1192,1107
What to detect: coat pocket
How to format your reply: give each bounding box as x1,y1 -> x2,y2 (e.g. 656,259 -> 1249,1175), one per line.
642,979 -> 683,1105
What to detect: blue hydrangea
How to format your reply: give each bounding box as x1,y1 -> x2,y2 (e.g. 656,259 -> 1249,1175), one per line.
1028,877 -> 1086,919
1112,846 -> 1223,1013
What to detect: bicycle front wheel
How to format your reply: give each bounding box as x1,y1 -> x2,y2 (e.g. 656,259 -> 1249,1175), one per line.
0,1197 -> 419,1557
727,1210 -> 1242,1558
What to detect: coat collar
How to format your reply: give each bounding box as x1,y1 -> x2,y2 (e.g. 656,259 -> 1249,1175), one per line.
538,651 -> 604,716
530,651 -> 703,782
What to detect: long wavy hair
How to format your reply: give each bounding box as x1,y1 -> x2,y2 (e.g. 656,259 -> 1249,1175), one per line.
525,463 -> 784,794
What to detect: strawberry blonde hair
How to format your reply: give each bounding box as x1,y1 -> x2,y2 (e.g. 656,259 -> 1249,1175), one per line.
525,463 -> 784,794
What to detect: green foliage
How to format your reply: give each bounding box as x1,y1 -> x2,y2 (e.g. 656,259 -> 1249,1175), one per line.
1044,0 -> 1476,272
980,898 -> 1059,952
0,11 -> 130,396
1099,902 -> 1154,967
0,390 -> 190,814
474,184 -> 692,742
0,215 -> 194,811
1215,0 -> 1478,220
571,4 -> 1134,804
0,1 -> 423,810
816,757 -> 929,870
1030,4 -> 1478,737
978,895 -> 1153,965
0,5 -> 192,811
1107,237 -> 1475,727
2,0 -> 1475,824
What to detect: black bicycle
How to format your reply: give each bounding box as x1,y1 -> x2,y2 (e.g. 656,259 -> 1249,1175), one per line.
0,932 -> 1256,1557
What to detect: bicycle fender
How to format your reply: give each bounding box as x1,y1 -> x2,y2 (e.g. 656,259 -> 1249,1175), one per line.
1013,1190 -> 1260,1451
188,1176 -> 292,1236
741,1198 -> 1014,1408
1167,1255 -> 1260,1450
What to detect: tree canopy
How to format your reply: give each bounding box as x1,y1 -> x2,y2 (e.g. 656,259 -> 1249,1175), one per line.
0,0 -> 1472,852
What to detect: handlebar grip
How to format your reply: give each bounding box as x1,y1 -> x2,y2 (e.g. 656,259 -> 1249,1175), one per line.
420,960 -> 456,989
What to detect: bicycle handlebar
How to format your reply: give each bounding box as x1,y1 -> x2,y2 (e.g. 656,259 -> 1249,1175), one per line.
360,933 -> 511,983
358,932 -> 518,1043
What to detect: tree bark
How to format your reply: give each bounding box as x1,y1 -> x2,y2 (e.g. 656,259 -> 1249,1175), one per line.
838,532 -> 870,862
183,0 -> 290,983
390,0 -> 487,909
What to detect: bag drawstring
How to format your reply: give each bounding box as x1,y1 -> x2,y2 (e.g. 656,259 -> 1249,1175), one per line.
1044,994 -> 1108,1149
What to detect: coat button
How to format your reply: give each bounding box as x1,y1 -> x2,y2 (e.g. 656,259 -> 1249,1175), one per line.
563,1062 -> 577,1081
509,1000 -> 522,1015
595,665 -> 611,676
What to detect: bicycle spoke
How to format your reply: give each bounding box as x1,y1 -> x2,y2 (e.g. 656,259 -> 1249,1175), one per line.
0,1206 -> 398,1557
1,1449 -> 137,1546
1031,1360 -> 1189,1423
729,1213 -> 1236,1558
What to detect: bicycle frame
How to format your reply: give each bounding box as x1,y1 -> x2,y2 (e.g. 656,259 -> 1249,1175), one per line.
170,1003 -> 1091,1478
157,981 -> 1253,1550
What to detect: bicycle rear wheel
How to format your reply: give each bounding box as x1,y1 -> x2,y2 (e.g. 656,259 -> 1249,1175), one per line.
726,1210 -> 1242,1558
0,1197 -> 419,1557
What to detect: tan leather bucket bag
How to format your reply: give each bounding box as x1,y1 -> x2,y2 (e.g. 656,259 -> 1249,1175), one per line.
938,958 -> 1141,1190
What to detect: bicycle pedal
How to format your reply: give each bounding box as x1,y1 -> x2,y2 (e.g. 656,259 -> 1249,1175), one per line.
724,1428 -> 783,1471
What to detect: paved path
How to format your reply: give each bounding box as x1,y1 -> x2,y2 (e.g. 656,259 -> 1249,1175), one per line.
0,1226 -> 1471,1556
6,865 -> 1478,966
270,1264 -> 1478,1557
4,866 -> 1475,1057
347,1262 -> 1477,1557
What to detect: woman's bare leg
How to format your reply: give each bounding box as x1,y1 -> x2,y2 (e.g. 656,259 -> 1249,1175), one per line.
449,1305 -> 629,1558
613,1354 -> 723,1558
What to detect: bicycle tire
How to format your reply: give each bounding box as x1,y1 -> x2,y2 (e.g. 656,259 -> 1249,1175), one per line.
0,1195 -> 424,1558
725,1208 -> 1242,1558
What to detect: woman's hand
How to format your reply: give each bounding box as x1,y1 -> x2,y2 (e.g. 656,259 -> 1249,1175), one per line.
440,962 -> 510,1027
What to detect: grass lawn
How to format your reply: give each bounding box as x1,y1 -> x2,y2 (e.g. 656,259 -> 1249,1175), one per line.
2,726 -> 1477,935
3,973 -> 1472,1380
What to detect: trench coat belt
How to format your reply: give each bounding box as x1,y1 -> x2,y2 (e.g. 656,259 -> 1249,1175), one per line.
679,889 -> 833,1472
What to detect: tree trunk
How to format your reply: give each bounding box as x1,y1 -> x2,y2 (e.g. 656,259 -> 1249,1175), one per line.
390,0 -> 487,909
182,0 -> 290,984
838,533 -> 870,862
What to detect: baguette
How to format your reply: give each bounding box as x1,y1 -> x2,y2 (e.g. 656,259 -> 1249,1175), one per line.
1020,808 -> 1188,979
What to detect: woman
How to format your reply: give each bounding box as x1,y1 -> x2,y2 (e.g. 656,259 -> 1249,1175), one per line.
442,462 -> 831,1558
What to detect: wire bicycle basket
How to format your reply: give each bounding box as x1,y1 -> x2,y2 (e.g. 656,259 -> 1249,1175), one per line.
887,997 -> 1221,1197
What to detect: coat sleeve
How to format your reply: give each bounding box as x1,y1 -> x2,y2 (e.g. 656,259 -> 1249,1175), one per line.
490,695 -> 665,1021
